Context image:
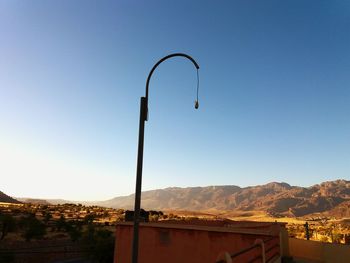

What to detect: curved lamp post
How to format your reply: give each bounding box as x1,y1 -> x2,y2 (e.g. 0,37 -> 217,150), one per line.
132,53 -> 200,263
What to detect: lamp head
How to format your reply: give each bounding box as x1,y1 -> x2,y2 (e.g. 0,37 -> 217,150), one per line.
195,100 -> 199,109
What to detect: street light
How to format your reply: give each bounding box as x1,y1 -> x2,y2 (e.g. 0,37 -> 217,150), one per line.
131,53 -> 200,263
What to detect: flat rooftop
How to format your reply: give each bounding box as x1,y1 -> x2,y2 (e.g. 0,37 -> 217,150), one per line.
117,219 -> 286,237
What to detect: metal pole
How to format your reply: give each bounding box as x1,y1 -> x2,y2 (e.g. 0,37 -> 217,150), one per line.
131,53 -> 199,263
131,97 -> 147,263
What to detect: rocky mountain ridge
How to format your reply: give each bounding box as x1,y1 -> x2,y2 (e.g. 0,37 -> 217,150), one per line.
8,179 -> 350,217
98,179 -> 350,217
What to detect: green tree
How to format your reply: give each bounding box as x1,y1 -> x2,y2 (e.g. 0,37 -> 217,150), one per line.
19,215 -> 46,242
64,221 -> 82,242
56,215 -> 66,231
0,214 -> 16,240
149,214 -> 159,222
84,214 -> 95,225
82,228 -> 114,263
333,233 -> 343,244
43,211 -> 52,225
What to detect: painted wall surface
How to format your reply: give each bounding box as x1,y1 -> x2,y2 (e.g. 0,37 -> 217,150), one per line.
289,238 -> 350,263
114,224 -> 281,263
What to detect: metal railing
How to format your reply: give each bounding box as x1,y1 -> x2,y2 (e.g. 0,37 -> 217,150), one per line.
216,236 -> 280,263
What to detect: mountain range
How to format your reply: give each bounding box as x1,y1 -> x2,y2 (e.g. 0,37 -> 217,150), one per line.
96,179 -> 350,217
3,179 -> 350,217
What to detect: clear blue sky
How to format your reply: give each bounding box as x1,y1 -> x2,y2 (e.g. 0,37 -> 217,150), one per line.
1,0 -> 349,200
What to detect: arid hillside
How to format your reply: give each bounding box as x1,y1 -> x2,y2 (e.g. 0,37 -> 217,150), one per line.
98,180 -> 350,217
0,191 -> 21,204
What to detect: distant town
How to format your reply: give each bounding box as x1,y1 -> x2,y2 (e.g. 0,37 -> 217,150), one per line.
1,199 -> 350,262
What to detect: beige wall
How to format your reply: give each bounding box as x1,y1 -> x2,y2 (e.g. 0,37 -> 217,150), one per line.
280,227 -> 290,257
289,238 -> 350,263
